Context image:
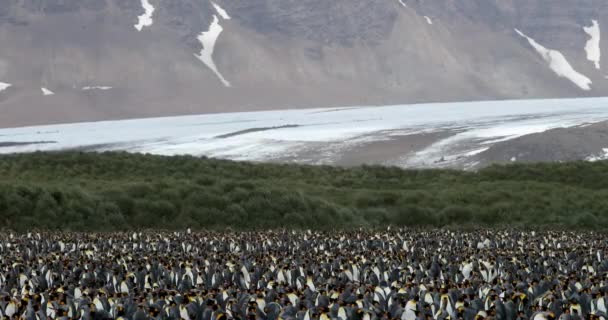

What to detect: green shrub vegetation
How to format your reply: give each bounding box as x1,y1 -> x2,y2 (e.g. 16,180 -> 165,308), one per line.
0,151 -> 607,231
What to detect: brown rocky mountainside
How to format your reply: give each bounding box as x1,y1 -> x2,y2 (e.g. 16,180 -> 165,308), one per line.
0,0 -> 607,128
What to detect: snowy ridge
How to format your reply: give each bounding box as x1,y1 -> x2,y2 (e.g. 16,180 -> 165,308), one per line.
398,0 -> 407,8
82,86 -> 113,91
424,16 -> 433,25
41,88 -> 55,96
515,29 -> 592,91
0,82 -> 11,92
583,20 -> 601,69
195,14 -> 231,87
134,0 -> 155,31
212,2 -> 231,20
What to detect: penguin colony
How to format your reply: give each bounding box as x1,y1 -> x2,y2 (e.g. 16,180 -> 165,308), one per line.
0,229 -> 607,320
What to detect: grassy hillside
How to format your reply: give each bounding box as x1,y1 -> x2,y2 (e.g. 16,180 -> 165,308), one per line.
0,151 -> 607,231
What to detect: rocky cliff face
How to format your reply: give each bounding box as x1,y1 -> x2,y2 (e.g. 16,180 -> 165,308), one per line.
0,0 -> 607,127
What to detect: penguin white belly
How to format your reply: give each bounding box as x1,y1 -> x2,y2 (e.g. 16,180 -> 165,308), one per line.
599,298 -> 607,313
277,271 -> 286,284
94,298 -> 104,311
256,298 -> 266,311
6,303 -> 16,317
352,265 -> 360,282
344,270 -> 353,282
462,263 -> 473,280
288,293 -> 298,306
180,306 -> 190,320
45,304 -> 54,318
306,277 -> 316,292
402,309 -> 416,320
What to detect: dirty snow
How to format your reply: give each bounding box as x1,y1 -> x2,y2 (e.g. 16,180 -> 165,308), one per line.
586,148 -> 608,162
41,88 -> 55,96
134,0 -> 155,31
0,82 -> 11,92
515,29 -> 592,91
583,20 -> 601,69
424,16 -> 433,25
212,2 -> 231,20
194,15 -> 231,87
82,86 -> 113,91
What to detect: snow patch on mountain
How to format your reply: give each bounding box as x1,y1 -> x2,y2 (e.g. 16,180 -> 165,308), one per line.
82,86 -> 113,91
586,148 -> 608,162
41,88 -> 55,96
398,0 -> 407,7
212,2 -> 231,20
424,16 -> 433,25
583,20 -> 601,69
134,0 -> 155,31
0,82 -> 11,92
195,15 -> 231,87
515,29 -> 592,91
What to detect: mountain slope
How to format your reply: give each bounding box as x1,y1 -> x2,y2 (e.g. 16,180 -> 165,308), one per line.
0,0 -> 607,127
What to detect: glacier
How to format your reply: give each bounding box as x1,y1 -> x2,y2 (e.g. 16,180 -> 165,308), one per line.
2,98 -> 608,168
